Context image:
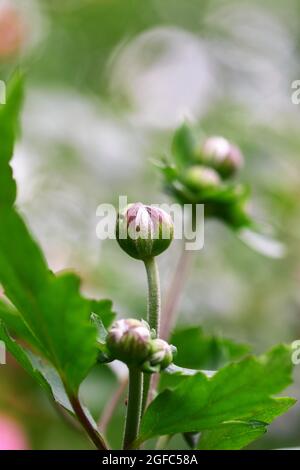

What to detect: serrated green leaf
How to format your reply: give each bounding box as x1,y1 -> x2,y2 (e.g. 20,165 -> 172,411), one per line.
0,322 -> 51,392
171,326 -> 250,370
198,398 -> 295,449
90,299 -> 116,329
0,76 -> 112,392
138,345 -> 295,446
0,209 -> 98,392
35,273 -> 98,392
198,420 -> 267,450
0,323 -> 95,418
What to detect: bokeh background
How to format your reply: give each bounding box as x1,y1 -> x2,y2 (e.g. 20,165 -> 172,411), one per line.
0,0 -> 300,450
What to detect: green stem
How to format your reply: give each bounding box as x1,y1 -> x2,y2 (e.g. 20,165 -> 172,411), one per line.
69,394 -> 108,450
123,367 -> 143,449
144,257 -> 161,336
142,257 -> 161,413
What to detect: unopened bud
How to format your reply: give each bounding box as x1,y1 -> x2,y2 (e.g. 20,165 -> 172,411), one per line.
116,203 -> 174,260
143,339 -> 176,372
106,319 -> 152,366
183,165 -> 221,192
199,136 -> 243,178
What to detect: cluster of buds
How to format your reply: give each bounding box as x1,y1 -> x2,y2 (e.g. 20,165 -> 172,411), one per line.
182,136 -> 244,196
116,203 -> 174,261
157,124 -> 251,230
106,318 -> 176,372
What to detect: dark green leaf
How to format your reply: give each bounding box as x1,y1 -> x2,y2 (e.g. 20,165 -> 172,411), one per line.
90,299 -> 116,329
0,299 -> 43,351
170,326 -> 250,370
0,208 -> 98,392
0,72 -> 23,206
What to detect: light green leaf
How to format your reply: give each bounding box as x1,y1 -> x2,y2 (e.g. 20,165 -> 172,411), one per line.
171,123 -> 196,168
198,398 -> 295,449
139,345 -> 295,446
198,420 -> 266,450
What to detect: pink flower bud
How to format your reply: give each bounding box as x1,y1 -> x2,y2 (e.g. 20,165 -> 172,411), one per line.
116,203 -> 173,260
107,319 -> 152,366
200,136 -> 243,178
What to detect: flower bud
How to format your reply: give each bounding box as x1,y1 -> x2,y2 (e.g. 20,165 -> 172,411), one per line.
106,319 -> 152,367
199,136 -> 243,178
143,339 -> 176,372
116,203 -> 174,260
183,165 -> 221,192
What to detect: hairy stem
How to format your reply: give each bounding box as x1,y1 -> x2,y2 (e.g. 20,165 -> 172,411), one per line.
144,257 -> 161,335
142,257 -> 161,413
123,367 -> 143,449
69,394 -> 108,450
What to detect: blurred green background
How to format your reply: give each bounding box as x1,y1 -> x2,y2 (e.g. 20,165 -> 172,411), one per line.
0,0 -> 300,450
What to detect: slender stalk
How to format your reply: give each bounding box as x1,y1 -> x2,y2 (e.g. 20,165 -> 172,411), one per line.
69,394 -> 109,450
144,257 -> 161,335
123,367 -> 143,449
142,257 -> 161,413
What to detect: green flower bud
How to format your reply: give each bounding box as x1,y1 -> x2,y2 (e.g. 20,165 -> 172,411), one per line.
106,319 -> 152,367
200,136 -> 243,178
183,165 -> 221,192
143,339 -> 176,373
116,203 -> 174,260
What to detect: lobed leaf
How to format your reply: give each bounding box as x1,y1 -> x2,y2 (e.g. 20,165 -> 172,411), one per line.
139,345 -> 295,448
0,74 -> 111,393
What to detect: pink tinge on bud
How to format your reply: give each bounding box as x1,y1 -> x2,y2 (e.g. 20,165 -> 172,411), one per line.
202,136 -> 243,177
203,136 -> 231,161
125,203 -> 170,238
117,203 -> 173,260
110,319 -> 151,344
0,415 -> 28,450
0,6 -> 27,59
